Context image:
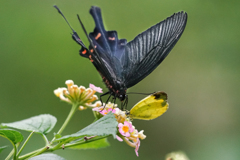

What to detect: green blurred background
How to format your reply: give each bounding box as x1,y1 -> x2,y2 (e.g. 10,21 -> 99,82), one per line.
1,0 -> 239,159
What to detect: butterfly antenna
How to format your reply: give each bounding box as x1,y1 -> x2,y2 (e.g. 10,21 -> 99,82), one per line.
77,15 -> 89,40
77,15 -> 96,49
54,5 -> 87,48
127,92 -> 154,95
54,5 -> 75,33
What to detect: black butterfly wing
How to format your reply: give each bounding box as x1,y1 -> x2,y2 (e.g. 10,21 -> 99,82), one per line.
87,6 -> 128,89
120,11 -> 188,88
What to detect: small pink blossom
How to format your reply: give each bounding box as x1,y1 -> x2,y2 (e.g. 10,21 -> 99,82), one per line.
111,108 -> 118,114
135,138 -> 140,157
93,106 -> 119,116
100,108 -> 113,115
89,84 -> 103,93
92,107 -> 101,112
116,135 -> 123,142
118,121 -> 134,137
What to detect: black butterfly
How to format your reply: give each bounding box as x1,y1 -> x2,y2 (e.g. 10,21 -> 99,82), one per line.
54,6 -> 187,108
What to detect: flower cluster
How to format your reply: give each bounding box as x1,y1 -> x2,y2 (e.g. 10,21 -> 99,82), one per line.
54,81 -> 146,156
93,102 -> 146,156
54,80 -> 102,109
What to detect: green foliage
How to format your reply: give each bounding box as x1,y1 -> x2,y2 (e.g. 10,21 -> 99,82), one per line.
0,129 -> 23,144
69,138 -> 110,150
0,112 -> 118,159
28,153 -> 66,160
55,113 -> 118,143
0,146 -> 8,153
1,114 -> 57,135
54,133 -> 62,139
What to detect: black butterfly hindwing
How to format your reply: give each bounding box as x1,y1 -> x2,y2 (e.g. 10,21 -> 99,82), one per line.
88,7 -> 127,95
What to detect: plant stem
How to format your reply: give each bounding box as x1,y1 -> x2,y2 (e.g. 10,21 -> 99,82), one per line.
16,131 -> 34,157
64,135 -> 110,148
51,103 -> 78,142
18,148 -> 43,160
42,134 -> 49,146
51,139 -> 71,150
27,146 -> 49,159
19,103 -> 79,159
5,142 -> 18,160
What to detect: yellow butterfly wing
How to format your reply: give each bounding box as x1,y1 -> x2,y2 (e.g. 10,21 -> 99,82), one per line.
129,91 -> 169,120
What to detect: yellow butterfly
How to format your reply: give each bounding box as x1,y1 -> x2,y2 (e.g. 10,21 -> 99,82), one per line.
129,91 -> 169,120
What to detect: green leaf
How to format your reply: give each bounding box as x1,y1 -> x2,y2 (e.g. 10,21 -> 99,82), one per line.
1,114 -> 57,134
28,153 -> 66,160
54,133 -> 62,139
0,129 -> 23,144
0,146 -> 8,153
55,112 -> 118,142
69,138 -> 110,149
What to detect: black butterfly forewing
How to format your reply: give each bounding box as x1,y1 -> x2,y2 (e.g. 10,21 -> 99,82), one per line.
54,6 -> 187,106
122,11 -> 188,88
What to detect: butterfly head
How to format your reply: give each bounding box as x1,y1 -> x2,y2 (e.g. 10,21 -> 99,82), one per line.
112,80 -> 127,101
115,89 -> 128,110
110,85 -> 127,101
118,93 -> 126,101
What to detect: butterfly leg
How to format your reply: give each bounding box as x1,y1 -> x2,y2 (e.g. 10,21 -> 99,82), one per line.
104,93 -> 112,108
110,95 -> 115,103
100,92 -> 112,113
112,94 -> 117,108
100,91 -> 110,106
123,95 -> 128,110
99,92 -> 111,112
